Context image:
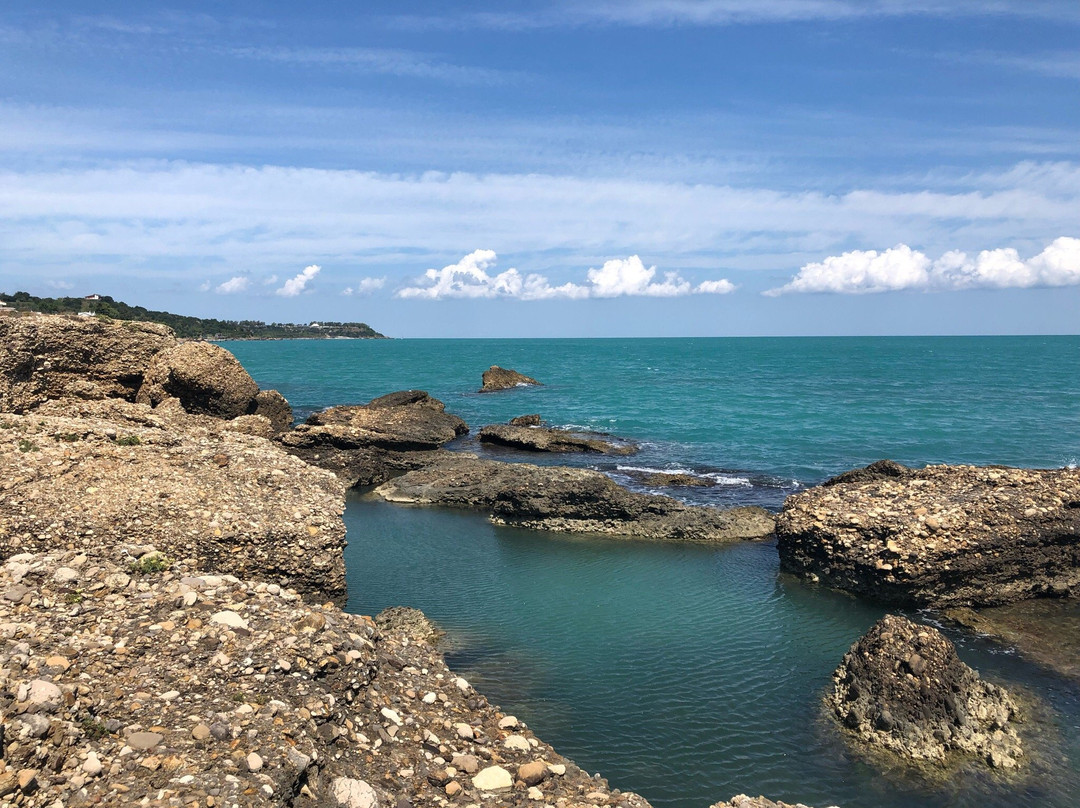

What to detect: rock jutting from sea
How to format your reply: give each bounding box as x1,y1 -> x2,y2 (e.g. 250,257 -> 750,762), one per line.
479,365 -> 541,392
374,454 -> 775,541
776,461 -> 1080,607
829,615 -> 1024,770
478,421 -> 639,455
276,389 -> 468,487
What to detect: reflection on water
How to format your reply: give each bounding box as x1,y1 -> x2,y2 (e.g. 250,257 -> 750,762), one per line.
343,496 -> 1080,808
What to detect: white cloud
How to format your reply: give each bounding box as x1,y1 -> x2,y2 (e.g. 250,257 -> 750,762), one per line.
263,274 -> 278,285
342,276 -> 387,296
276,264 -> 320,297
766,236 -> 1080,295
397,251 -> 733,301
696,278 -> 737,294
214,275 -> 249,294
47,279 -> 75,290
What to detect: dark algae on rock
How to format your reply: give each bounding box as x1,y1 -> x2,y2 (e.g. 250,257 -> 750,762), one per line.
479,422 -> 638,455
829,615 -> 1023,771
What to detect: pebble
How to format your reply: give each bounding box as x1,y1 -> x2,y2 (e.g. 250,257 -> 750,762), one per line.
127,731 -> 164,751
471,765 -> 513,791
331,777 -> 379,808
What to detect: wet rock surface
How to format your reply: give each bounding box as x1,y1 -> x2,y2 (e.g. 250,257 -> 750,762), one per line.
0,548 -> 658,808
278,391 -> 468,488
0,314 -> 176,413
829,615 -> 1023,770
0,399 -> 346,603
479,366 -> 541,393
629,471 -> 716,488
944,598 -> 1080,683
776,463 -> 1080,607
374,454 -> 775,542
479,423 -> 638,456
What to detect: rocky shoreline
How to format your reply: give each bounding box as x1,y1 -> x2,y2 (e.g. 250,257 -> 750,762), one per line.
4,313 -> 1078,805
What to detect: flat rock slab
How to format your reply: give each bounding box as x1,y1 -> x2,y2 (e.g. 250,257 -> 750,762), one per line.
776,463 -> 1080,607
374,454 -> 774,542
279,390 -> 468,488
0,399 -> 347,603
479,424 -> 638,456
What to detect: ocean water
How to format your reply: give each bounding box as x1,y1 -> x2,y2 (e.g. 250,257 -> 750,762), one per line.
225,336 -> 1080,808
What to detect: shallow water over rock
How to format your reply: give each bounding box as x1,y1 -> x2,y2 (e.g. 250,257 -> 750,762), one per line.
343,497 -> 1080,808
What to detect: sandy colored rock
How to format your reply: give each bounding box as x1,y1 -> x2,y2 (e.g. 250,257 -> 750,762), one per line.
137,341 -> 260,419
0,313 -> 176,412
776,462 -> 1080,607
253,388 -> 294,432
0,398 -> 346,602
375,454 -> 775,542
829,615 -> 1022,770
278,390 -> 468,487
712,798 -> 817,808
479,423 -> 638,455
479,366 -> 541,393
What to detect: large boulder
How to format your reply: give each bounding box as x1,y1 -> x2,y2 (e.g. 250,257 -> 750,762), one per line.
278,390 -> 468,487
136,341 -> 260,419
829,615 -> 1023,770
0,399 -> 347,602
776,463 -> 1080,607
374,454 -> 775,542
479,423 -> 637,455
479,366 -> 541,393
0,313 -> 176,412
252,388 -> 294,432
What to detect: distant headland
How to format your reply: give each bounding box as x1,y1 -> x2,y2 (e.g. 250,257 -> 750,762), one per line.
0,291 -> 386,340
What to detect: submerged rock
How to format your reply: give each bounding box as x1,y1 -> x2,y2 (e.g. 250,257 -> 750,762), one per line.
0,399 -> 346,602
479,365 -> 541,392
828,615 -> 1023,770
0,313 -> 176,412
374,454 -> 774,542
278,390 -> 468,487
776,463 -> 1080,607
479,423 -> 638,455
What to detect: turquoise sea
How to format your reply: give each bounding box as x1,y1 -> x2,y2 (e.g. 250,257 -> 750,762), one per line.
225,336 -> 1080,808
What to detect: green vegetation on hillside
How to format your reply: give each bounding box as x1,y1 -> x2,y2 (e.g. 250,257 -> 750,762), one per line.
0,292 -> 386,340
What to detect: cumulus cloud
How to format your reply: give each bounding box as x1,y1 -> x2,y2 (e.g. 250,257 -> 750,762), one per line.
276,264 -> 321,297
766,236 -> 1080,295
342,276 -> 387,296
396,251 -> 734,301
215,275 -> 250,294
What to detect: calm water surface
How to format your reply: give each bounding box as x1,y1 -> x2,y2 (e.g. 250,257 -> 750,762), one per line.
225,336 -> 1080,808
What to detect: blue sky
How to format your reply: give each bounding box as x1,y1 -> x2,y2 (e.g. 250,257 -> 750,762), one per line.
1,1 -> 1078,336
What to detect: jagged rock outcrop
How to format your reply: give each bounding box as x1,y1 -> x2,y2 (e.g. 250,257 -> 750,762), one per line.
631,471 -> 716,488
822,459 -> 912,487
0,399 -> 346,602
278,391 -> 468,487
375,454 -> 775,541
829,615 -> 1023,770
137,341 -> 261,420
776,463 -> 1080,607
479,423 -> 638,456
0,313 -> 176,412
479,366 -> 541,393
0,548 -> 655,808
509,414 -> 542,426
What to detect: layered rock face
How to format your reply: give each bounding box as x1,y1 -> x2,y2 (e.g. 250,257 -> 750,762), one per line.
0,399 -> 346,602
479,366 -> 541,392
375,454 -> 775,542
479,423 -> 638,455
0,549 -> 657,808
278,390 -> 468,487
829,615 -> 1023,770
776,463 -> 1080,607
0,314 -> 176,412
